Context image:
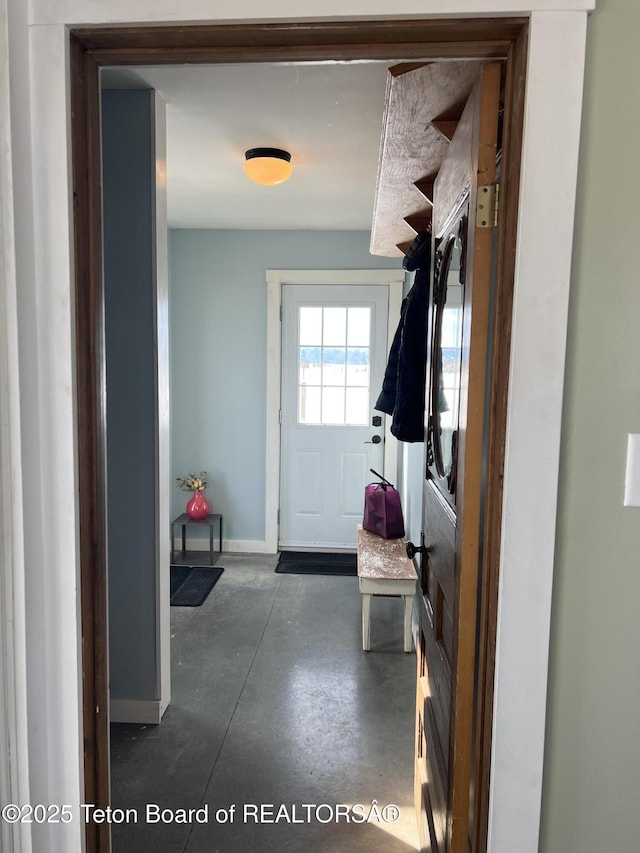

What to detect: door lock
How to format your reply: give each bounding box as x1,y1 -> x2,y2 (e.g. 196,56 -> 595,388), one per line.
364,435 -> 382,445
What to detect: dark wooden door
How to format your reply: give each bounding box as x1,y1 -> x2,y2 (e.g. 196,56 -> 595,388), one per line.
414,62 -> 501,853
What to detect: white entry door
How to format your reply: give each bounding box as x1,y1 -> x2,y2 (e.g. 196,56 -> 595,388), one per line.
279,283 -> 389,549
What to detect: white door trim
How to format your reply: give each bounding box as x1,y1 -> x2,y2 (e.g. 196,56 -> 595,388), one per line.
153,93 -> 171,724
488,13 -> 589,852
0,4 -> 31,849
28,0 -> 595,26
265,269 -> 405,553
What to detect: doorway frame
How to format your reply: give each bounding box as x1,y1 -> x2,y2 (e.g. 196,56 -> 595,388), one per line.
71,22 -> 524,853
265,268 -> 404,552
50,10 -> 590,853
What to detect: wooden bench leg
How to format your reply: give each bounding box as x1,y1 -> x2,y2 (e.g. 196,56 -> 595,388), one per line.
403,594 -> 414,653
362,593 -> 372,651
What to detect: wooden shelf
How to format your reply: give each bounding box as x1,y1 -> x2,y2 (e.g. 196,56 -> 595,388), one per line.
370,61 -> 481,257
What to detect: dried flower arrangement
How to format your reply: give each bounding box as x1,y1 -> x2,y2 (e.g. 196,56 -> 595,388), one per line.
176,471 -> 207,493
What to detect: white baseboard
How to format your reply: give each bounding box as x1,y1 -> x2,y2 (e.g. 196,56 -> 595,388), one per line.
224,539 -> 273,554
110,699 -> 166,725
172,537 -> 272,554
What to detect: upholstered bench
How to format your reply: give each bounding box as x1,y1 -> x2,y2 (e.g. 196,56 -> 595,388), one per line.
356,524 -> 417,653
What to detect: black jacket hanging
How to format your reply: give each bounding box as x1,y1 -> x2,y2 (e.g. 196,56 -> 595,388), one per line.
375,236 -> 431,442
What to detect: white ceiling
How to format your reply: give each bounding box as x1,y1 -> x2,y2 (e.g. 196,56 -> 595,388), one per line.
101,62 -> 394,231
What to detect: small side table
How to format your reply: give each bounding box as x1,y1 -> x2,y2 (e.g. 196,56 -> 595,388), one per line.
171,513 -> 223,566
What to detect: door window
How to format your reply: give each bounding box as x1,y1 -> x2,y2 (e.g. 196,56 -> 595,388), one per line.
298,305 -> 371,425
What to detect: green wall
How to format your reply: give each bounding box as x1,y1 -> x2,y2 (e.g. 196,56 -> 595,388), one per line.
540,1 -> 640,849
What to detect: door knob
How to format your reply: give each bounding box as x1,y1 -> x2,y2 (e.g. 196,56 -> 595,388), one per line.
406,541 -> 429,559
364,435 -> 382,444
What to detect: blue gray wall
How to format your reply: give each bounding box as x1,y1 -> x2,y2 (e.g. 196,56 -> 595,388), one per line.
169,229 -> 402,545
103,89 -> 158,701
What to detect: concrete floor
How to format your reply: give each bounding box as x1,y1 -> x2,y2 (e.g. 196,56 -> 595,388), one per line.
110,553 -> 419,852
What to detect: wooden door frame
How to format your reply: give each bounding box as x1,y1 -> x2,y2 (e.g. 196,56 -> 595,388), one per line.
70,18 -> 527,853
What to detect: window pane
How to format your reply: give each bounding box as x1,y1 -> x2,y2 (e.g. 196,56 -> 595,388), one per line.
441,303 -> 463,348
323,307 -> 347,346
322,347 -> 346,385
299,346 -> 321,385
347,363 -> 369,387
299,386 -> 321,424
322,387 -> 345,424
346,387 -> 369,425
346,347 -> 369,387
323,365 -> 346,386
300,365 -> 322,386
299,307 -> 322,345
347,307 -> 370,346
441,300 -> 463,433
296,305 -> 373,426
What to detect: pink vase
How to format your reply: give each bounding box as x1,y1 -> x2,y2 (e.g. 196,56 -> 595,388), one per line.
186,490 -> 210,519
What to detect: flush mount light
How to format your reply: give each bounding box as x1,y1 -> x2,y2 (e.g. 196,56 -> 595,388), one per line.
243,147 -> 293,186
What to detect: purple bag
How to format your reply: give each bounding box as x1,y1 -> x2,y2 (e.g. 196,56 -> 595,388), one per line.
363,469 -> 405,539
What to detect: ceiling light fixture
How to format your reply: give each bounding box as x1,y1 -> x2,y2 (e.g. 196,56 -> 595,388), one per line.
243,147 -> 293,186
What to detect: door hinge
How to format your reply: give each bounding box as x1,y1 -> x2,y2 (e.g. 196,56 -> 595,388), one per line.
279,304 -> 283,321
476,183 -> 499,228
278,409 -> 282,424
277,509 -> 280,524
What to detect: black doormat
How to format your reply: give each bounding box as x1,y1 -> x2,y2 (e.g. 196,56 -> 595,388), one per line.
275,551 -> 357,577
170,565 -> 224,606
170,565 -> 191,597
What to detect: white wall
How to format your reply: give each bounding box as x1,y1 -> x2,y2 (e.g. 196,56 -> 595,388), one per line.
396,271 -> 427,548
